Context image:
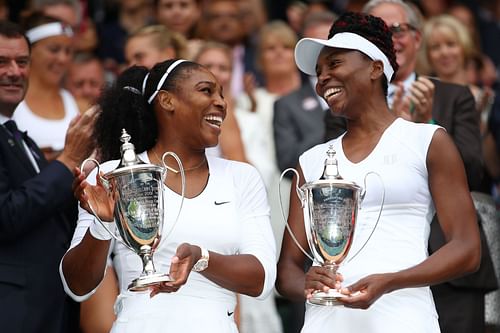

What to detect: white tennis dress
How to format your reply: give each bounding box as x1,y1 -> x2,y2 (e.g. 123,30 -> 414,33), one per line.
299,118 -> 441,333
60,153 -> 277,333
13,89 -> 79,151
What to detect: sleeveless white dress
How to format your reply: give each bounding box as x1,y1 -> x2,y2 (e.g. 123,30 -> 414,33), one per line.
13,89 -> 79,151
299,118 -> 441,333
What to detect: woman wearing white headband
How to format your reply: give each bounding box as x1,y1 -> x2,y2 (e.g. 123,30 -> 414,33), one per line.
13,11 -> 77,161
276,12 -> 480,332
60,59 -> 276,332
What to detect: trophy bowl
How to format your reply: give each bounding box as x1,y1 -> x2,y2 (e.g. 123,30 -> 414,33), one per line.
301,179 -> 361,305
82,129 -> 185,292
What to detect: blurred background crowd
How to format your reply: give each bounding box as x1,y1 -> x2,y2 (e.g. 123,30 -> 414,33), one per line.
2,0 -> 500,332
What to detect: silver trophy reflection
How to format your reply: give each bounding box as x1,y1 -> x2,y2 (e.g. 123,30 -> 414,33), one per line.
81,129 -> 185,291
279,145 -> 384,306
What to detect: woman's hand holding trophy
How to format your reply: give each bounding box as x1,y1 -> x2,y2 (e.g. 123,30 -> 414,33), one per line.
304,267 -> 343,299
73,167 -> 114,223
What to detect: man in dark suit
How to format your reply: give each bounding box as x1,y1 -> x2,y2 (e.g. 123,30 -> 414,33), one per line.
0,21 -> 96,332
359,1 -> 497,332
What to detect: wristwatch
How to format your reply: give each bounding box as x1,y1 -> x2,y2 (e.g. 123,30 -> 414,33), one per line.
192,247 -> 209,272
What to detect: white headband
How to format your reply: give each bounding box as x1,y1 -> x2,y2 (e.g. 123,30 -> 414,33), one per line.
294,32 -> 394,82
26,22 -> 73,44
147,59 -> 187,104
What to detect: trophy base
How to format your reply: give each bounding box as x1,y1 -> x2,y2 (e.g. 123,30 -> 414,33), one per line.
128,273 -> 172,292
308,289 -> 347,306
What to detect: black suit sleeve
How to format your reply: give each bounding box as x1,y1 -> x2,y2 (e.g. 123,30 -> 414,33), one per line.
444,85 -> 483,190
273,98 -> 325,172
430,81 -> 497,292
0,160 -> 74,241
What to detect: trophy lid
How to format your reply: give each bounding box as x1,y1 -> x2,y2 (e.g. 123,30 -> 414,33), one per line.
302,145 -> 361,190
322,145 -> 341,180
106,129 -> 164,178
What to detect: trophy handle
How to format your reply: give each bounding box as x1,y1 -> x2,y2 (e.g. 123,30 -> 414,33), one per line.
159,152 -> 186,242
346,171 -> 385,264
279,168 -> 314,262
80,158 -> 109,190
79,158 -> 135,251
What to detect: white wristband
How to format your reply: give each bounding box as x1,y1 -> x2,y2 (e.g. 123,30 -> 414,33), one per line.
89,218 -> 116,241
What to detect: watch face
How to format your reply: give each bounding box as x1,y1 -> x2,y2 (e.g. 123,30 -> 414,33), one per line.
194,259 -> 208,272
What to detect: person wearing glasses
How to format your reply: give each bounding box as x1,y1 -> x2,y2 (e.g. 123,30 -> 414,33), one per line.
357,1 -> 497,333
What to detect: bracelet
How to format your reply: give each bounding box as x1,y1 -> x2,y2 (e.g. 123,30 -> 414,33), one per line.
427,119 -> 437,125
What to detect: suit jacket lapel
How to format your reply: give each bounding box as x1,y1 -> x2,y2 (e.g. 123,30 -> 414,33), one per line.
23,134 -> 48,169
0,126 -> 38,175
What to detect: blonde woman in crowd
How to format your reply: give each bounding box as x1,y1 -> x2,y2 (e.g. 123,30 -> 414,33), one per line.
125,24 -> 187,69
421,15 -> 498,201
237,20 -> 301,190
422,14 -> 494,132
13,11 -> 78,161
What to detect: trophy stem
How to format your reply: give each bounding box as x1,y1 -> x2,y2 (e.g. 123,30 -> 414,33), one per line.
324,262 -> 338,275
308,262 -> 345,306
128,245 -> 172,292
139,245 -> 156,276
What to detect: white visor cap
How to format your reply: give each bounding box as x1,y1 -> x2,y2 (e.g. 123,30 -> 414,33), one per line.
294,32 -> 394,82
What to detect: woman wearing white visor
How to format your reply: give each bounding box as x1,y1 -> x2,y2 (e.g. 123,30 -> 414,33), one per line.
276,12 -> 480,332
14,11 -> 78,162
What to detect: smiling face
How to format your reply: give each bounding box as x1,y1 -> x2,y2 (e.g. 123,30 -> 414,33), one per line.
30,35 -> 73,86
315,47 -> 374,116
0,36 -> 30,116
165,66 -> 227,148
259,33 -> 296,77
369,3 -> 420,82
426,25 -> 464,79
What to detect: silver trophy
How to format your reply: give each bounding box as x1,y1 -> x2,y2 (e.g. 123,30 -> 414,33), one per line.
81,129 -> 185,291
279,145 -> 384,306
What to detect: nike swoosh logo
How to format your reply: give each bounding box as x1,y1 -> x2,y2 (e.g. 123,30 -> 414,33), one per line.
214,201 -> 230,205
227,311 -> 234,316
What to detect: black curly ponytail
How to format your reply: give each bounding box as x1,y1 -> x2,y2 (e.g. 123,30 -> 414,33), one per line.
94,59 -> 203,161
94,65 -> 156,161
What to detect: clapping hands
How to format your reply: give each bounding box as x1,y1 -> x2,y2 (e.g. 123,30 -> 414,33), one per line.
392,76 -> 434,123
